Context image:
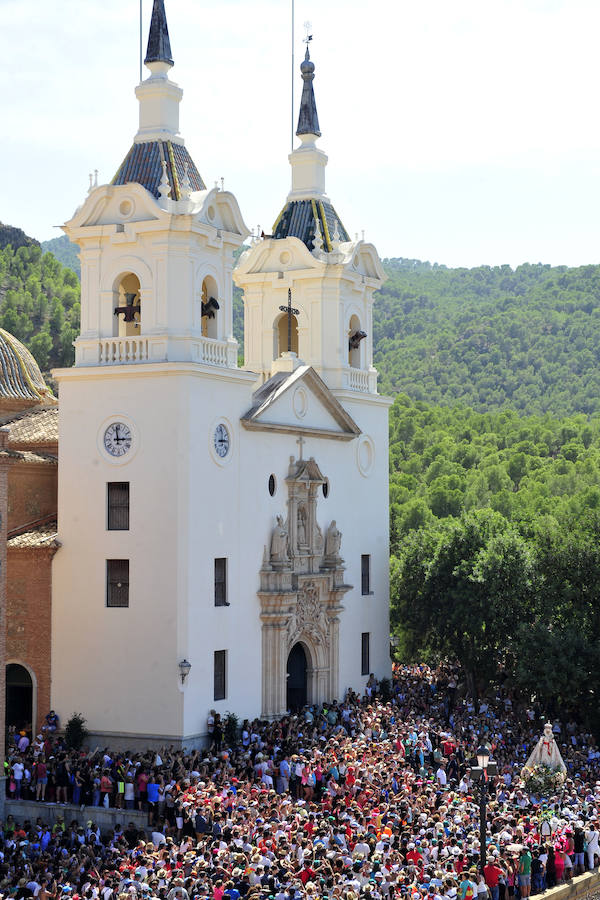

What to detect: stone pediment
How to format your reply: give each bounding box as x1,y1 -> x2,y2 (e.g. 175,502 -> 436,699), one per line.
65,183 -> 162,230
241,365 -> 360,441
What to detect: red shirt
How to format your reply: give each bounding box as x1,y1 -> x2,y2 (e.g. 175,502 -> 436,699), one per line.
484,865 -> 503,888
300,868 -> 316,885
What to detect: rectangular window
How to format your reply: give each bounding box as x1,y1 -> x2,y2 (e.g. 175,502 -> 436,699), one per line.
214,650 -> 227,701
361,554 -> 371,595
106,559 -> 129,608
214,558 -> 228,606
361,632 -> 370,676
107,482 -> 130,530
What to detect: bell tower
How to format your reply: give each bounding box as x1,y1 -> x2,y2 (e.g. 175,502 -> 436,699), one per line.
51,0 -> 257,747
69,0 -> 248,369
234,45 -> 386,395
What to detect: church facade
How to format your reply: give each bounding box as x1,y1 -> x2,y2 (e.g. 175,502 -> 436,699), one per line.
51,0 -> 391,746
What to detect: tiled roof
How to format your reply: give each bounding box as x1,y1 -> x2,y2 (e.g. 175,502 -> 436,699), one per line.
112,140 -> 205,200
0,406 -> 58,446
272,199 -> 349,253
8,521 -> 58,549
0,449 -> 56,465
0,329 -> 56,404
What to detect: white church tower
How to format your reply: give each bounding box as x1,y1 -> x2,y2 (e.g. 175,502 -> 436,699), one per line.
235,44 -> 393,719
52,5 -> 391,747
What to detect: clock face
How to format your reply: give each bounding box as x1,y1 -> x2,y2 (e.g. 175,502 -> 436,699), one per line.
104,422 -> 132,457
214,423 -> 230,458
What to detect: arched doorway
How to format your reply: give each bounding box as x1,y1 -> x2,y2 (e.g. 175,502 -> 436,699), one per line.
287,643 -> 308,711
6,664 -> 33,732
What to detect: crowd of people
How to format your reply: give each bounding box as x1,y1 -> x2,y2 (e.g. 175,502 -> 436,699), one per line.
5,664 -> 600,900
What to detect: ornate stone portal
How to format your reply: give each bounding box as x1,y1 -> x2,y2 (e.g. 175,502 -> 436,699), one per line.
260,454 -> 351,718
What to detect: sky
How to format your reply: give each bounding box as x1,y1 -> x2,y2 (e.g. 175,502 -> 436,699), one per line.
3,0 -> 600,268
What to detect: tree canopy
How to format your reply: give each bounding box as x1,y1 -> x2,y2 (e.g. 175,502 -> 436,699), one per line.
374,258 -> 600,415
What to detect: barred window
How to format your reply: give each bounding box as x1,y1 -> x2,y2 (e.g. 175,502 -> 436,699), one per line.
107,483 -> 129,530
214,558 -> 228,606
214,650 -> 227,701
361,554 -> 371,595
361,632 -> 370,676
107,559 -> 129,607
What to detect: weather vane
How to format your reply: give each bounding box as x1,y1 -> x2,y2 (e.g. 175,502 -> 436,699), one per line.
303,21 -> 312,45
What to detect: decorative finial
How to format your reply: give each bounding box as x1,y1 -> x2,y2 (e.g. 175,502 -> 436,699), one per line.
158,159 -> 171,200
220,177 -> 225,192
331,222 -> 342,253
313,216 -> 324,254
296,31 -> 321,138
94,169 -> 98,188
361,229 -> 365,241
88,173 -> 93,194
145,0 -> 174,68
180,162 -> 192,200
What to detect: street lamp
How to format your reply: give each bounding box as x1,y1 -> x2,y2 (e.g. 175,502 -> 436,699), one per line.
472,743 -> 496,871
477,744 -> 490,770
178,659 -> 192,684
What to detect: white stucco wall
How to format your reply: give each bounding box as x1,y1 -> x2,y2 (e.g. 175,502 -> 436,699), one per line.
52,360 -> 390,742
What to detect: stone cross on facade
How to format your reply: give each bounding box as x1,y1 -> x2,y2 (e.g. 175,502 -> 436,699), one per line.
296,435 -> 305,460
279,288 -> 299,353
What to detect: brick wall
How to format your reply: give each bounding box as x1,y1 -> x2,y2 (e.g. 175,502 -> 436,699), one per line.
7,465 -> 57,533
6,547 -> 54,734
0,429 -> 12,760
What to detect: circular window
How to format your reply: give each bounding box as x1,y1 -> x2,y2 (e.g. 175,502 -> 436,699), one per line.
357,435 -> 375,477
293,387 -> 308,419
268,474 -> 276,496
322,479 -> 329,498
279,250 -> 291,265
207,205 -> 215,221
119,199 -> 134,218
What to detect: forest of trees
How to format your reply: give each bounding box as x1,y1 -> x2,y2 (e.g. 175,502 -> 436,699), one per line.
388,398 -> 600,725
6,227 -> 600,724
0,238 -> 79,371
374,258 -> 600,416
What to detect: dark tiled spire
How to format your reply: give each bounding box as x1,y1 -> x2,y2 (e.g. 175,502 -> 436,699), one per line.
296,46 -> 321,138
145,0 -> 174,67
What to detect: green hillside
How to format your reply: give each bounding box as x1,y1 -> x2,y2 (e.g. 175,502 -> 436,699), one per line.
0,241 -> 79,371
41,234 -> 80,278
374,258 -> 600,416
389,395 -> 600,550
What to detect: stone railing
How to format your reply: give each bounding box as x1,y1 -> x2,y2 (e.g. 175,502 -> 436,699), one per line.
192,336 -> 236,368
89,335 -> 237,368
99,337 -> 149,365
344,367 -> 377,393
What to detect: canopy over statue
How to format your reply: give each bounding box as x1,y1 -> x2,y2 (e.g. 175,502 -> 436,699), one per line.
523,722 -> 567,774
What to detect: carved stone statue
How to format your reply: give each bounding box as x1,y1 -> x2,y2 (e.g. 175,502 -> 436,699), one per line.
270,515 -> 289,563
297,506 -> 307,546
325,520 -> 342,558
314,521 -> 324,555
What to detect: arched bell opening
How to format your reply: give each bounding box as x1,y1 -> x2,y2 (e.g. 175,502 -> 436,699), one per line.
286,642 -> 309,711
201,276 -> 219,339
6,663 -> 34,734
113,273 -> 142,337
348,314 -> 363,368
275,312 -> 298,358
